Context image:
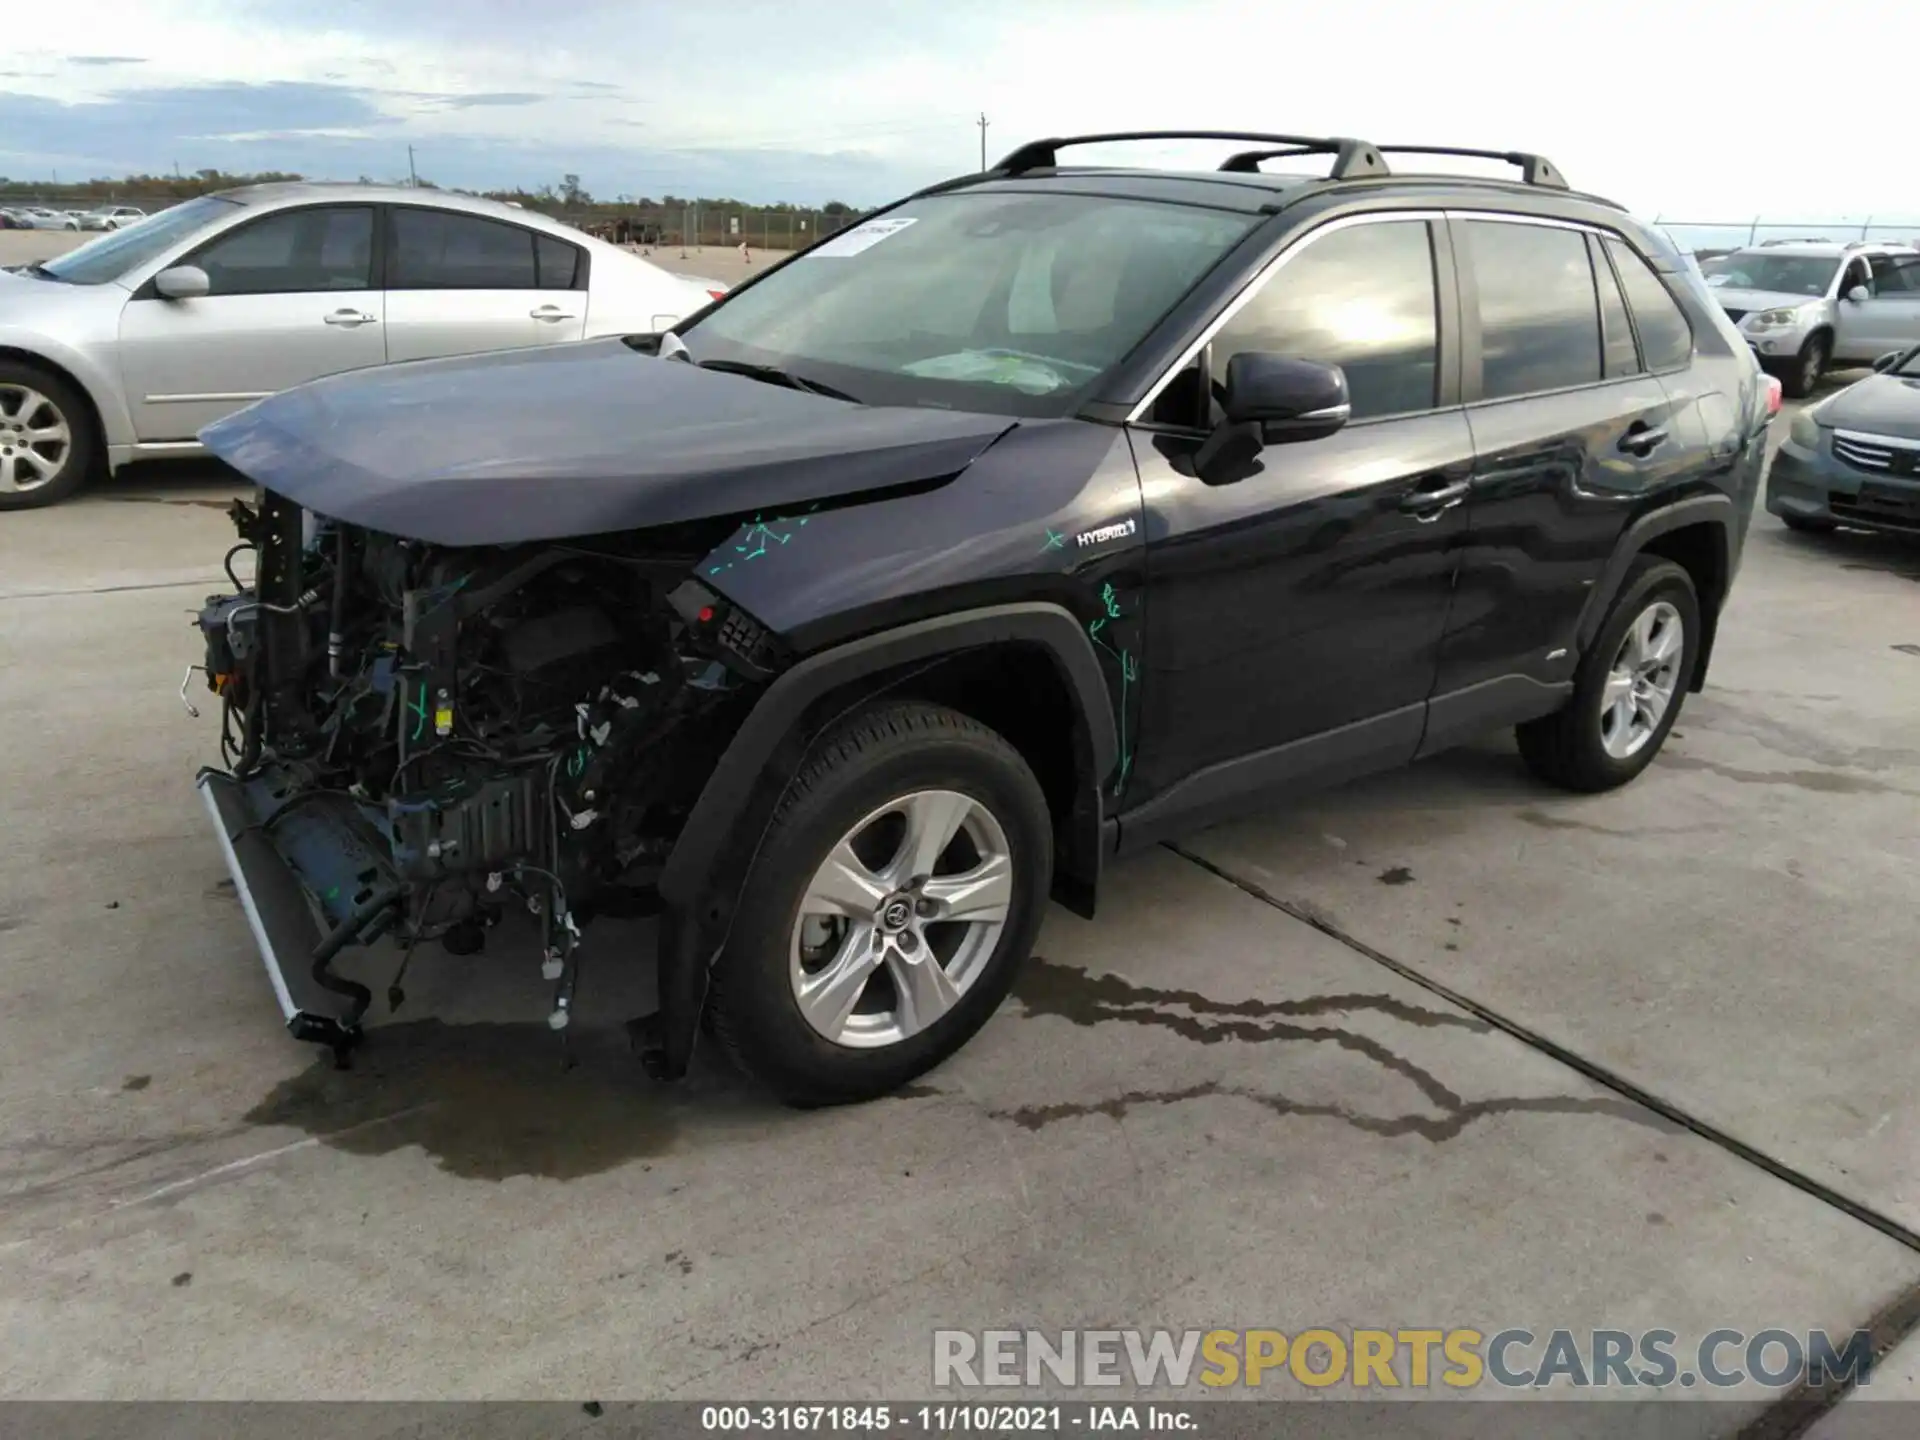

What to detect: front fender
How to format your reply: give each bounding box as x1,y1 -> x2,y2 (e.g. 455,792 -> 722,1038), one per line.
0,321 -> 137,451
640,602 -> 1117,1082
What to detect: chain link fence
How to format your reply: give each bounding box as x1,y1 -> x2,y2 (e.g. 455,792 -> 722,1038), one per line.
1656,218 -> 1920,254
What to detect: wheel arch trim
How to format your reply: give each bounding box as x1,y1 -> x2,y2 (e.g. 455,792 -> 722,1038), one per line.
1575,495 -> 1733,651
1575,494 -> 1734,694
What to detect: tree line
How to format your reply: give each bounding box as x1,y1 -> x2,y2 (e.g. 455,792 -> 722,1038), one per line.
0,168 -> 858,223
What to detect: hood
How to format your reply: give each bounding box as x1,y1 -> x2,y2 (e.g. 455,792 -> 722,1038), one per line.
1815,373 -> 1920,439
199,339 -> 1017,546
1707,286 -> 1821,313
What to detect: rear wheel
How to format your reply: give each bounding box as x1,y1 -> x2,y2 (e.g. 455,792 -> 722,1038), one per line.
0,363 -> 96,511
707,701 -> 1053,1106
1517,557 -> 1698,793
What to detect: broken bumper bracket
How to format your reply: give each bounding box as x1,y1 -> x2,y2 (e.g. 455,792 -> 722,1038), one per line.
196,767 -> 370,1061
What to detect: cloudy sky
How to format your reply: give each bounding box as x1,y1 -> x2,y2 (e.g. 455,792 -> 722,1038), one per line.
2,0 -> 1915,222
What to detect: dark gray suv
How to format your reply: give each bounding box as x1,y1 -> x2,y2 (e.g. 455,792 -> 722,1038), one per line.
187,130 -> 1775,1104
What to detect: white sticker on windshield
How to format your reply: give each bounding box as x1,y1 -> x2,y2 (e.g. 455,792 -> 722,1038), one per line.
809,216 -> 918,257
1706,273 -> 1731,287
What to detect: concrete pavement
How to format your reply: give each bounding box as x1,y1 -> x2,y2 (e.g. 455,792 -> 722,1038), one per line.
0,360 -> 1917,1431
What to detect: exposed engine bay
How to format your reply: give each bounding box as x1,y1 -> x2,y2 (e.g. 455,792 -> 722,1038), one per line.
191,489 -> 779,1060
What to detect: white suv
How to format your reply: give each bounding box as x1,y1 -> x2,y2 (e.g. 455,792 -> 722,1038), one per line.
1701,241 -> 1920,396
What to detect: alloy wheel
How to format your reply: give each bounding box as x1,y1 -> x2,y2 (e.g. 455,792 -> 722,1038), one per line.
0,384 -> 72,495
788,788 -> 1013,1049
1599,600 -> 1684,760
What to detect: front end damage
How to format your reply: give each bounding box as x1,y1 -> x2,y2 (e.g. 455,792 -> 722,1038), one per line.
191,489 -> 780,1070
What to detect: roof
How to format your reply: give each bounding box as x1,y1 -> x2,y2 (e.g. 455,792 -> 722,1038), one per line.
209,181 -> 589,237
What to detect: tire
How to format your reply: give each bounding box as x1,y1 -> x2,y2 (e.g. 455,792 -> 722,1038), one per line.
707,700 -> 1053,1107
1780,332 -> 1829,399
1516,557 -> 1699,793
1780,512 -> 1837,534
0,361 -> 98,511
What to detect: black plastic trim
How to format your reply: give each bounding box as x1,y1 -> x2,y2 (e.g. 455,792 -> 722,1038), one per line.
1573,494 -> 1735,652
1115,704 -> 1425,855
1417,675 -> 1573,759
660,602 -> 1116,908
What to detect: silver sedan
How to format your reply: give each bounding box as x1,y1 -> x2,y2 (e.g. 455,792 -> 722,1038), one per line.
0,183 -> 723,508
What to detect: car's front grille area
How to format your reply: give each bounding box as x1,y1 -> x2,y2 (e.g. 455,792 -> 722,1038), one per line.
1832,429 -> 1920,476
1832,484 -> 1920,532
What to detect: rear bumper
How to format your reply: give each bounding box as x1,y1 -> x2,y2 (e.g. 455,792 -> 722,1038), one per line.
196,767 -> 381,1056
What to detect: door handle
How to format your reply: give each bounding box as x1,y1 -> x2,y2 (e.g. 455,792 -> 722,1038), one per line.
530,305 -> 578,321
1399,477 -> 1470,520
323,309 -> 377,327
1618,423 -> 1668,457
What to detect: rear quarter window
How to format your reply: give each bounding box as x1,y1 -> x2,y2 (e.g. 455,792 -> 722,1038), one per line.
1605,237 -> 1694,370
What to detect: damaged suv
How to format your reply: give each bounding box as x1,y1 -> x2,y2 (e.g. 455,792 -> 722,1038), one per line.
190,131 -> 1770,1105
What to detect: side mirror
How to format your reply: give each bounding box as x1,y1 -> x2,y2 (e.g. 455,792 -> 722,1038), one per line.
1845,284 -> 1871,304
1194,353 -> 1350,484
153,265 -> 210,300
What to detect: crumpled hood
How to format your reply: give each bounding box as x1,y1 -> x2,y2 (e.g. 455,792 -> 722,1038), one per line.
1817,372 -> 1920,440
198,338 -> 1017,545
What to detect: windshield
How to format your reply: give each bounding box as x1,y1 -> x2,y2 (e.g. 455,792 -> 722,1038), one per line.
37,195 -> 242,285
1703,252 -> 1841,298
678,191 -> 1259,416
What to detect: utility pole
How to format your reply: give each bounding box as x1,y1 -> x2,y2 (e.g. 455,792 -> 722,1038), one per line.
978,112 -> 989,172
407,145 -> 418,188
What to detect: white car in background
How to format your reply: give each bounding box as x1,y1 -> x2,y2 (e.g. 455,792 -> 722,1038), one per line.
19,208 -> 81,231
0,182 -> 724,507
82,205 -> 148,231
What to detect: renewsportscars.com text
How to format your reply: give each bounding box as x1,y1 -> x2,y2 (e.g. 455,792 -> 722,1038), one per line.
932,1327 -> 1873,1391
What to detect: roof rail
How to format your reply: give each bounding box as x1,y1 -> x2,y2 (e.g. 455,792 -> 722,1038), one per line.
1372,145 -> 1568,189
1219,142 -> 1386,178
992,130 -> 1386,180
990,131 -> 1572,190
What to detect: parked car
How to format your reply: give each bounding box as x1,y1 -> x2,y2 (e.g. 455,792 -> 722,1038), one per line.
15,207 -> 80,231
0,182 -> 722,507
0,209 -> 22,230
81,205 -> 148,231
1768,343 -> 1920,535
182,129 -> 1769,1104
1701,241 -> 1920,398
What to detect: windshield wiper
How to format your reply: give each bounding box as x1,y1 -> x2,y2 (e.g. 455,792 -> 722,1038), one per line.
695,358 -> 860,404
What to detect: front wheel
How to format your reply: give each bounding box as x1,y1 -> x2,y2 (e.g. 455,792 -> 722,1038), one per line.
0,363 -> 96,510
1517,557 -> 1699,793
1780,333 -> 1829,399
706,701 -> 1053,1106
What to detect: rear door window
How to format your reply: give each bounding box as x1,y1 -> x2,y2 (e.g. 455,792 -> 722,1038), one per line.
535,233 -> 584,289
389,209 -> 541,289
1464,220 -> 1601,399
